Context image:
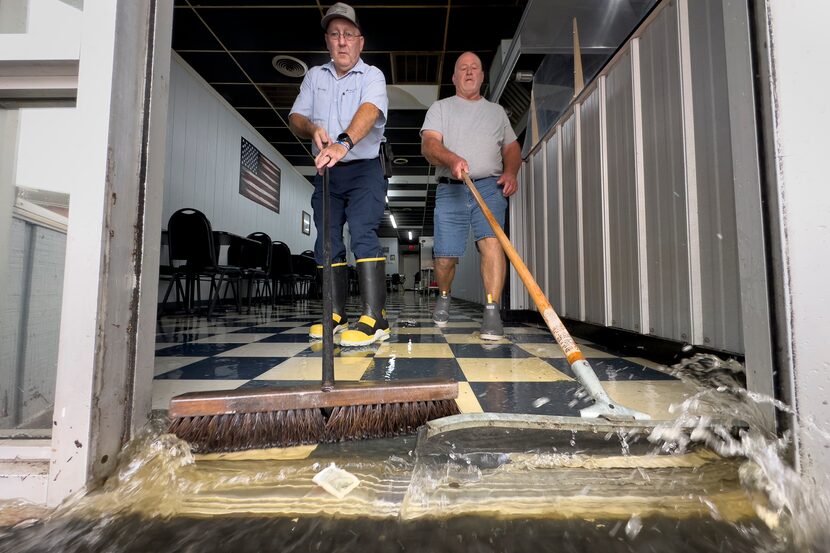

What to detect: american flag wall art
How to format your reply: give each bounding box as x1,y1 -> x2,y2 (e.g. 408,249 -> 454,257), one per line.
239,137 -> 281,213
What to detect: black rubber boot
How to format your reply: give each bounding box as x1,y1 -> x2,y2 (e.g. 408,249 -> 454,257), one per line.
309,263 -> 349,339
340,259 -> 390,347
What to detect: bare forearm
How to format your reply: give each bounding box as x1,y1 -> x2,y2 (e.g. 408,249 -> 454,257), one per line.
288,113 -> 317,139
502,141 -> 521,178
422,136 -> 460,168
342,103 -> 380,145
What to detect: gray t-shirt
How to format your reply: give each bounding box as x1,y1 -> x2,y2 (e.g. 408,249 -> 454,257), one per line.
420,95 -> 517,180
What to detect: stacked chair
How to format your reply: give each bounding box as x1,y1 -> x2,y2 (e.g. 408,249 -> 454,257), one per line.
270,241 -> 298,303
162,208 -> 242,318
227,231 -> 272,312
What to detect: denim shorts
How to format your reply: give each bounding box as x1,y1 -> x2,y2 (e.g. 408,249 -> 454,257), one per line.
433,176 -> 507,258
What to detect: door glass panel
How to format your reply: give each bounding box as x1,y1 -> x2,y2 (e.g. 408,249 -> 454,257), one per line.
0,106 -> 76,436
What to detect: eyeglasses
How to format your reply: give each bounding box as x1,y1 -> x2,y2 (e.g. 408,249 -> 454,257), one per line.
326,31 -> 361,42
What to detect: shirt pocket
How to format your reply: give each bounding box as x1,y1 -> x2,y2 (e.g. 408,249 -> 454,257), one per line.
338,87 -> 360,127
312,86 -> 331,126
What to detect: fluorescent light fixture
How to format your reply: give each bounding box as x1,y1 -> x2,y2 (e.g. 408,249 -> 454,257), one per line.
390,214 -> 397,228
408,231 -> 413,240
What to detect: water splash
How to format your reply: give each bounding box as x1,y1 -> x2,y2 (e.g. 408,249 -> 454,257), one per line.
649,353 -> 830,551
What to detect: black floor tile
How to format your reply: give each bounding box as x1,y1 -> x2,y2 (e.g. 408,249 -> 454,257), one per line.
155,343 -> 244,357
155,356 -> 286,380
361,357 -> 466,382
469,381 -> 584,416
543,357 -> 677,381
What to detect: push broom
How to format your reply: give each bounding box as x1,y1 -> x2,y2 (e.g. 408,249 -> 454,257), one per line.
168,167 -> 459,453
461,172 -> 649,421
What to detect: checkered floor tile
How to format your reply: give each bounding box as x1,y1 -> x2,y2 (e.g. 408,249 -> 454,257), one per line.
153,293 -> 694,419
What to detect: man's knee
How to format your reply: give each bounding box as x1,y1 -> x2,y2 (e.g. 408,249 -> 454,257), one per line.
434,257 -> 458,270
477,237 -> 502,256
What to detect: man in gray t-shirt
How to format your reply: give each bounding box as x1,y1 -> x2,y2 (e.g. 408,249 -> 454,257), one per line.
420,51 -> 521,340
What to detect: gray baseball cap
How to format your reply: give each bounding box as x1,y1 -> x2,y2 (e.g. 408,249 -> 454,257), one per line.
321,2 -> 361,32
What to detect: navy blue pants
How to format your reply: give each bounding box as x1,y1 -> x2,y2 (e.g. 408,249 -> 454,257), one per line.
312,158 -> 387,264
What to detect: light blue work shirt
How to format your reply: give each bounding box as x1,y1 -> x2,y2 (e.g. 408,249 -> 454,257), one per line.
290,58 -> 388,162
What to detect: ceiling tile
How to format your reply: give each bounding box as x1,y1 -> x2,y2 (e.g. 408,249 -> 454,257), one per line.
386,110 -> 428,129
233,52 -> 329,84
172,7 -> 222,50
178,51 -> 247,83
195,7 -> 325,51
446,6 -> 524,51
235,108 -> 287,127
356,8 -> 447,51
211,83 -> 271,107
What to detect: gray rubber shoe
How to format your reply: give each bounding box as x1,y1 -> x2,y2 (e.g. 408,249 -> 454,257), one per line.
432,294 -> 451,327
480,302 -> 504,340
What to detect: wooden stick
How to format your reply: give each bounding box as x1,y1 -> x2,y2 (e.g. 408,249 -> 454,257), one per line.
461,173 -> 585,366
573,17 -> 584,97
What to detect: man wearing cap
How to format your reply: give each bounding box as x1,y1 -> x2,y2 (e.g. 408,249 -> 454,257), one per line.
420,51 -> 521,340
289,2 -> 390,347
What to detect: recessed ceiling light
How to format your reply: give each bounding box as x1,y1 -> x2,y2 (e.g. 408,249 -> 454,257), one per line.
272,55 -> 308,78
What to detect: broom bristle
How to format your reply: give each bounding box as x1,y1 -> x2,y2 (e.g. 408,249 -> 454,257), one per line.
169,399 -> 460,453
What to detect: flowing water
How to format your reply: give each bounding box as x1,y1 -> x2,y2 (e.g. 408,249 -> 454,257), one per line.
1,354 -> 828,552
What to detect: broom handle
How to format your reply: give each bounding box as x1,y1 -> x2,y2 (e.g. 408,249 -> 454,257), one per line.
460,172 -> 586,366
322,167 -> 334,391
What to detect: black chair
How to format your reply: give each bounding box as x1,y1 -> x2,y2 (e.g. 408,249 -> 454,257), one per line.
158,229 -> 185,315
162,208 -> 242,317
227,232 -> 272,311
291,254 -> 317,298
270,241 -> 298,303
390,273 -> 405,292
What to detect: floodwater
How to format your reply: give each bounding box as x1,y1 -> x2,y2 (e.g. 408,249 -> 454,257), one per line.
1,354 -> 828,552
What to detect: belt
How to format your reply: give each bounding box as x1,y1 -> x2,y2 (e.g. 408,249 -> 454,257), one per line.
438,176 -> 490,184
334,157 -> 377,167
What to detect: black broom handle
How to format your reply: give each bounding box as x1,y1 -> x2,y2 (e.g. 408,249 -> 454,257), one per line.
321,166 -> 335,391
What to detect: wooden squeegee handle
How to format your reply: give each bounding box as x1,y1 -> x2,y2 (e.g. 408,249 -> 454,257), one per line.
461,172 -> 585,365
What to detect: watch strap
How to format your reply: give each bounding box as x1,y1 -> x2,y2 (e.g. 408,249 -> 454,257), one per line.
336,133 -> 354,151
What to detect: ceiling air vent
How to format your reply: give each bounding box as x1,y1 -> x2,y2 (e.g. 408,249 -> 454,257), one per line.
272,55 -> 308,78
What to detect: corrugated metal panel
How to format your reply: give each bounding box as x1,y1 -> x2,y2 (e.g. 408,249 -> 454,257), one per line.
523,153 -> 535,308
688,0 -> 743,352
579,86 -> 607,325
525,149 -> 536,296
638,2 -> 693,342
532,146 -> 547,298
545,132 -> 563,312
560,114 -> 580,318
509,162 -> 531,310
605,50 -> 642,332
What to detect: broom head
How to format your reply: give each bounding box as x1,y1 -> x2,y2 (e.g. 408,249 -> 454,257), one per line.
168,379 -> 460,453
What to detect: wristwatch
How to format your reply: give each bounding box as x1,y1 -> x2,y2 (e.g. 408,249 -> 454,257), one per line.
336,132 -> 354,151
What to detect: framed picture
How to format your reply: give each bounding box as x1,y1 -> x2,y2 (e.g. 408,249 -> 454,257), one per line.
301,211 -> 311,235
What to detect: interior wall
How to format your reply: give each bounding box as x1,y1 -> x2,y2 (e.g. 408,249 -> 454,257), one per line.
162,53 -> 315,263
514,0 -> 748,354
379,236 -> 398,274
